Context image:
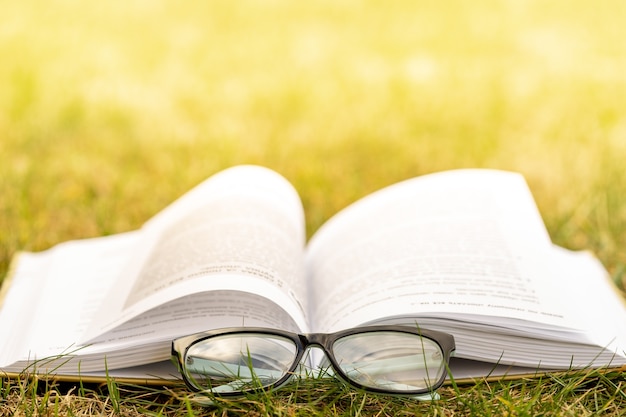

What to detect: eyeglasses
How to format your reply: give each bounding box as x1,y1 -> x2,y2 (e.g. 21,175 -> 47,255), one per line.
171,325 -> 455,397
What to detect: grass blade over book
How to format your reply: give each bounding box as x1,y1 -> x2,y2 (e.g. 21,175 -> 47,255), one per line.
1,165 -> 625,383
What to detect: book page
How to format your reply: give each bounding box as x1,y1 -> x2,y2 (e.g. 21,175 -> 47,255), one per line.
305,169 -> 575,333
0,232 -> 141,366
85,166 -> 310,342
549,247 -> 626,359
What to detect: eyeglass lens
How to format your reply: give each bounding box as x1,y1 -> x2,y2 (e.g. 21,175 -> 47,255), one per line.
331,331 -> 445,392
184,334 -> 298,393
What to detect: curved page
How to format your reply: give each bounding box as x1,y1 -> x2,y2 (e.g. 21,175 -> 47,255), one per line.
305,169 -> 569,332
84,165 -> 308,344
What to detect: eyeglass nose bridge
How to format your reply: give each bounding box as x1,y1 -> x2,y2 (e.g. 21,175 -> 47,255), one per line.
298,332 -> 333,348
292,333 -> 343,379
296,332 -> 342,363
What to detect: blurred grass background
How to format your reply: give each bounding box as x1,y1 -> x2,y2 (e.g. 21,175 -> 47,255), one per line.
1,0 -> 625,291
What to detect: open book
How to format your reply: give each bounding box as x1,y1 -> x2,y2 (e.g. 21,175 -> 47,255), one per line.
1,165 -> 625,384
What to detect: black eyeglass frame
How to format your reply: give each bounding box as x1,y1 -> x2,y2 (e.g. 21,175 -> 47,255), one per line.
171,325 -> 455,397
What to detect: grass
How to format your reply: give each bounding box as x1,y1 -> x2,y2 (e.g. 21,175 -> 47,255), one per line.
1,368 -> 625,416
1,0 -> 626,415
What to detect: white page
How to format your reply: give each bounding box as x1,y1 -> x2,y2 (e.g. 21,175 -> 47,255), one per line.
548,247 -> 626,359
0,232 -> 140,366
305,169 -> 575,333
84,166 -> 309,342
0,252 -> 51,365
